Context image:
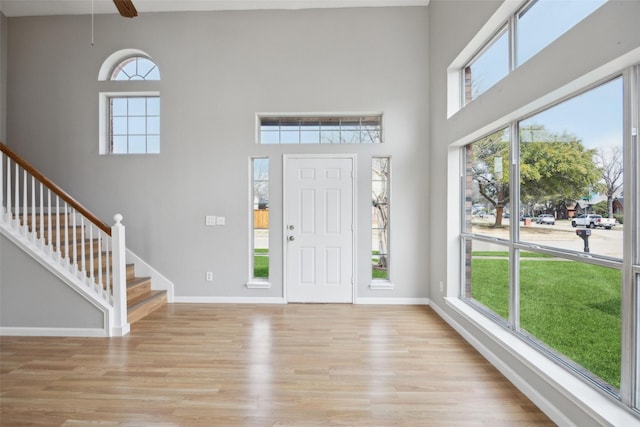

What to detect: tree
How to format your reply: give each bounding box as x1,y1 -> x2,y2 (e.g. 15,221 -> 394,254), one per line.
594,146 -> 623,218
472,129 -> 510,226
471,125 -> 601,227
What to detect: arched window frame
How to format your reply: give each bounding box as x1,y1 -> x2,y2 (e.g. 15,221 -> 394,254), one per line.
98,49 -> 161,155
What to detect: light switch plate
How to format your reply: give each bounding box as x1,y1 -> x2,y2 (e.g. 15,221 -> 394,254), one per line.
216,216 -> 226,226
205,215 -> 216,226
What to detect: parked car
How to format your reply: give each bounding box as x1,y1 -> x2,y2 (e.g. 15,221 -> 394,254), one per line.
520,214 -> 532,221
571,214 -> 616,229
536,214 -> 555,225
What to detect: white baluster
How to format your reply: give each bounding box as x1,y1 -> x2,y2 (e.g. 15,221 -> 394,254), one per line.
5,156 -> 11,223
111,214 -> 128,335
39,182 -> 44,248
71,207 -> 77,273
88,225 -> 95,289
22,169 -> 27,236
64,203 -> 70,268
105,234 -> 111,301
79,217 -> 86,279
14,164 -> 19,229
31,176 -> 36,242
47,189 -> 52,256
55,196 -> 61,258
97,231 -> 104,295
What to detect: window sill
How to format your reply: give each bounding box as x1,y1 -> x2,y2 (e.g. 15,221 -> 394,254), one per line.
246,280 -> 271,289
439,297 -> 639,427
370,280 -> 394,290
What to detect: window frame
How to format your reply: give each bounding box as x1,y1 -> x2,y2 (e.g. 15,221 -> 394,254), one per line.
462,24 -> 510,106
98,51 -> 161,155
256,114 -> 383,145
450,0 -> 607,115
99,91 -> 160,155
371,156 -> 393,290
457,66 -> 639,413
247,157 -> 271,289
111,56 -> 160,81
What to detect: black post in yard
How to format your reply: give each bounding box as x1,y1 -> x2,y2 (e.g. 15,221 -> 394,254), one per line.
576,228 -> 591,253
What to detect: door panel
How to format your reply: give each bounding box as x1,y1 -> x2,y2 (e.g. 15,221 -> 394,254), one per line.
285,156 -> 354,303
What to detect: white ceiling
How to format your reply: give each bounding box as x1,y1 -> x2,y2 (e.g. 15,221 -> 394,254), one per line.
0,0 -> 429,17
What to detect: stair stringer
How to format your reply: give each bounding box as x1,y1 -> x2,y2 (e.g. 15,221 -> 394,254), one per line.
126,249 -> 175,303
0,222 -> 129,337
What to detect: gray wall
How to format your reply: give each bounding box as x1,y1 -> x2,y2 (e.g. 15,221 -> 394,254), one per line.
0,12 -> 6,141
0,234 -> 104,329
5,7 -> 429,300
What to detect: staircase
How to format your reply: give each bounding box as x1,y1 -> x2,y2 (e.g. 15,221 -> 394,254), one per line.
19,213 -> 167,326
1,142 -> 167,335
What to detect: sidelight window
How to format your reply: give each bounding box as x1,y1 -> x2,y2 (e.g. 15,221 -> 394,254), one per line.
372,157 -> 391,284
250,158 -> 270,283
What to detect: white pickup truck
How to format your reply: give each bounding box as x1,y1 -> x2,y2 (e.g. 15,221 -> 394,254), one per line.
571,214 -> 616,229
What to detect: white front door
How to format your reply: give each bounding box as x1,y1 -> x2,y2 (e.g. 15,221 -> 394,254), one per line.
284,156 -> 354,303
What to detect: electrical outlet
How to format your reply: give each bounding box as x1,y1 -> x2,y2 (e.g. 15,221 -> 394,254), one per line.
206,272 -> 214,281
439,281 -> 444,292
216,216 -> 226,226
205,216 -> 216,226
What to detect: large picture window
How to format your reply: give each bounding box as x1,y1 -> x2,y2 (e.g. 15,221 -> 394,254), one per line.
462,73 -> 633,399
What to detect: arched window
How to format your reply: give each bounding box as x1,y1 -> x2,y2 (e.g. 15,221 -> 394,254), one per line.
111,56 -> 160,81
99,50 -> 161,154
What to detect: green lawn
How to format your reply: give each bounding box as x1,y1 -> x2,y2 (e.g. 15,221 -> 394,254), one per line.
254,249 -> 269,278
254,250 -> 389,279
372,251 -> 388,279
471,253 -> 621,389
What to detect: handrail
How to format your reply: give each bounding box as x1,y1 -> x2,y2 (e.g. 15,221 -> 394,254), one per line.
0,142 -> 111,235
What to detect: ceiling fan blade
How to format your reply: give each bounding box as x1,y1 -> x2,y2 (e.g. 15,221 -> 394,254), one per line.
113,0 -> 138,18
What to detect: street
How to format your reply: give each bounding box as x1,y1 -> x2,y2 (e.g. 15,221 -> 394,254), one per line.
472,218 -> 623,259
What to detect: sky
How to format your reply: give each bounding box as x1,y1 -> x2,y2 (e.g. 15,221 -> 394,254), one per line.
472,0 -> 620,152
520,77 -> 623,151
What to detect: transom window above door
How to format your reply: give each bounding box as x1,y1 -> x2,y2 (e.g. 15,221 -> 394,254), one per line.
258,115 -> 382,144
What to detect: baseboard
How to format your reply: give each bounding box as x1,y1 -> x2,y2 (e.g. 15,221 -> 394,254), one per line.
172,296 -> 429,305
0,327 -> 108,337
173,296 -> 286,304
356,297 -> 429,305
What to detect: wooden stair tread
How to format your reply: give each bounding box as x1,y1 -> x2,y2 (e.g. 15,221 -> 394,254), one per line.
127,290 -> 167,324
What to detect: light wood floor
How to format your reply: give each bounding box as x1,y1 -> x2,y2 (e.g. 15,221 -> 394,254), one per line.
1,304 -> 555,426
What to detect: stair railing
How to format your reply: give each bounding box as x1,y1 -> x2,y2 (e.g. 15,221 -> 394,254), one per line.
0,142 -> 128,336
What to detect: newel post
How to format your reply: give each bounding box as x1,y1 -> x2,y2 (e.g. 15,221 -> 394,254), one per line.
110,214 -> 130,336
